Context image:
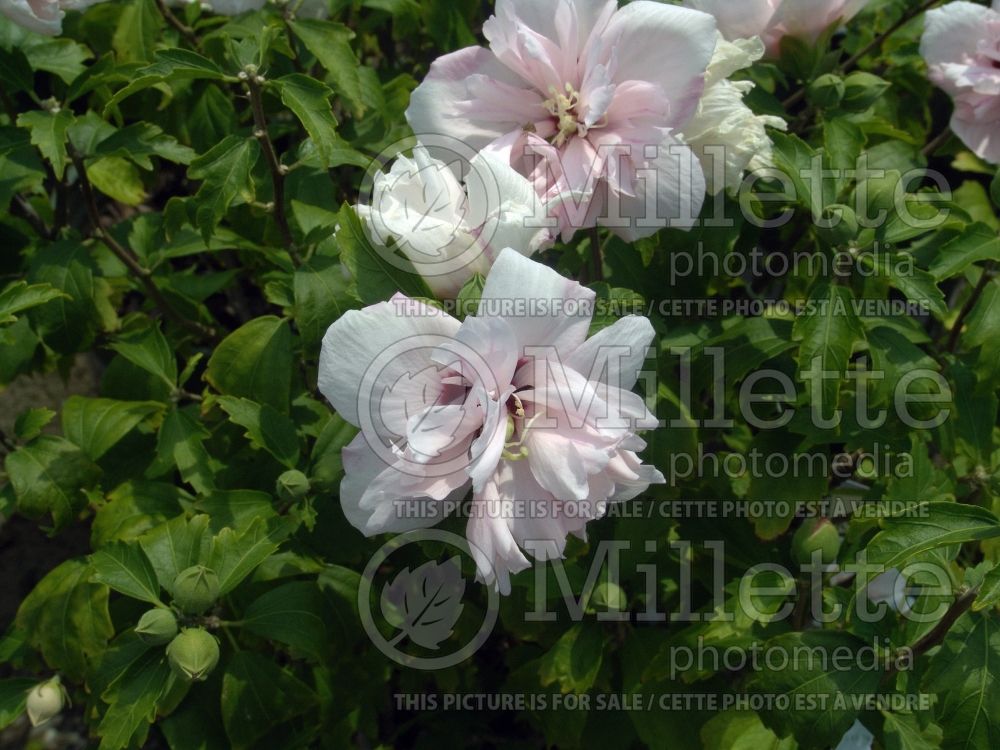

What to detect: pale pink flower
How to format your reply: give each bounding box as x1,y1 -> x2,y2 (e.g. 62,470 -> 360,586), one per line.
0,0 -> 101,35
684,0 -> 872,57
319,249 -> 664,593
921,1 -> 1000,164
406,0 -> 720,241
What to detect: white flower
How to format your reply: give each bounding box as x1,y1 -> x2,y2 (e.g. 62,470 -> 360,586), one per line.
678,34 -> 787,195
920,1 -> 1000,164
0,0 -> 102,36
354,146 -> 553,299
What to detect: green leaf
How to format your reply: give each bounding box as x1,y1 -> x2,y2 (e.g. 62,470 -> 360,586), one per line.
13,407 -> 56,442
91,481 -> 188,548
86,156 -> 146,206
26,241 -> 100,354
271,74 -> 340,168
109,323 -> 178,389
881,712 -> 942,750
746,631 -> 881,747
242,582 -> 330,661
962,278 -> 1000,371
293,255 -> 354,348
188,135 -> 260,243
0,678 -> 33,730
62,396 -> 165,461
975,566 -> 1000,612
0,281 -> 68,325
15,559 -> 114,680
216,396 -> 301,468
23,38 -> 92,83
823,118 -> 865,194
0,46 -> 32,93
538,621 -> 605,694
96,122 -> 196,169
112,0 -> 160,63
288,19 -> 365,117
208,517 -> 282,595
863,503 -> 1000,580
104,49 -> 229,113
5,436 -> 102,529
139,514 -> 211,595
17,108 -> 74,180
922,612 -> 1000,750
700,710 -> 795,750
221,652 -> 317,750
91,541 -> 163,604
793,282 -> 866,421
205,316 -> 293,413
930,223 -> 1000,281
96,650 -> 171,750
336,203 -> 433,303
151,408 -> 215,494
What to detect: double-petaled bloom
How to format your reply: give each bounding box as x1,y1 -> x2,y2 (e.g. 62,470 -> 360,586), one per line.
406,0 -> 722,241
684,0 -> 872,57
319,249 -> 664,592
354,146 -> 553,299
0,0 -> 101,35
921,1 -> 1000,164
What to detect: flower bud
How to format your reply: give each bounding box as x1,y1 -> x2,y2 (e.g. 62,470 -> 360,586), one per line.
26,677 -> 65,727
166,628 -> 220,682
791,518 -> 842,566
135,608 -> 179,646
817,204 -> 859,248
276,470 -> 311,503
589,581 -> 627,612
807,73 -> 845,109
172,566 -> 220,614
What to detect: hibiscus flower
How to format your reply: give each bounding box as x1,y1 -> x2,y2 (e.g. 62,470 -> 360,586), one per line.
921,1 -> 1000,165
319,249 -> 664,592
405,0 -> 719,241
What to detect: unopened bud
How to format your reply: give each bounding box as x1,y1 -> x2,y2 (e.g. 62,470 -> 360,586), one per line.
172,565 -> 220,614
135,608 -> 178,646
276,470 -> 310,503
166,629 -> 220,682
26,677 -> 66,727
792,518 -> 842,566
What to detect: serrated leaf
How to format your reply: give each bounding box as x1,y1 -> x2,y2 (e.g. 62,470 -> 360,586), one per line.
881,711 -> 942,750
288,19 -> 365,117
96,122 -> 196,169
23,38 -> 92,83
293,255 -> 354,348
15,559 -> 114,681
109,323 -> 178,389
272,74 -> 340,168
17,108 -> 74,180
112,0 -> 160,63
86,156 -> 147,206
0,281 -> 68,325
13,407 -> 56,442
538,621 -> 605,694
930,223 -> 1000,281
62,396 -> 164,461
91,542 -> 163,604
242,582 -> 330,661
139,514 -> 211,595
216,396 -> 300,468
205,316 -> 293,413
5,436 -> 102,529
188,135 -> 260,243
208,517 -> 282,595
96,650 -> 171,750
26,241 -> 100,354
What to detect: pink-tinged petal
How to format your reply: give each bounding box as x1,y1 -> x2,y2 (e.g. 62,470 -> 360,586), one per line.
606,450 -> 665,501
525,428 -> 610,501
340,433 -> 469,535
921,3 -> 991,70
602,2 -> 717,129
951,114 -> 1000,165
771,0 -> 866,42
478,248 -> 596,355
434,315 -> 521,391
467,484 -> 531,594
564,315 -> 655,390
495,0 -> 617,55
468,398 -> 511,492
601,133 -> 706,241
682,0 -> 776,41
405,46 -> 530,151
0,0 -> 62,34
318,294 -> 460,432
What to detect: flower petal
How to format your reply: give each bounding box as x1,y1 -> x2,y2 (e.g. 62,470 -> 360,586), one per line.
564,315 -> 654,391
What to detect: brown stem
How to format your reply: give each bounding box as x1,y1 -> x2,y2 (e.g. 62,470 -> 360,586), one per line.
155,0 -> 200,48
10,195 -> 50,238
946,264 -> 995,353
73,153 -> 216,340
921,126 -> 953,158
890,587 -> 978,674
246,78 -> 301,266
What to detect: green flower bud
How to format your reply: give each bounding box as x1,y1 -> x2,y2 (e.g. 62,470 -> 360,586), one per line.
172,565 -> 220,614
807,73 -> 845,109
26,677 -> 66,727
589,581 -> 628,612
856,455 -> 878,481
276,470 -> 311,503
135,608 -> 178,646
817,204 -> 859,248
166,628 -> 220,682
792,518 -> 842,566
